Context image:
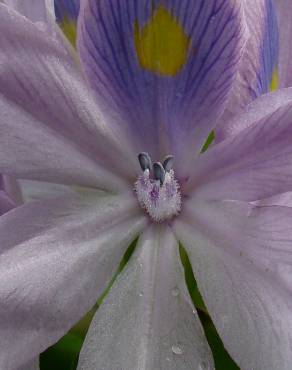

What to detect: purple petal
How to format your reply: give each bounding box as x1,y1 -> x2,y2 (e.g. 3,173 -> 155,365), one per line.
54,0 -> 79,22
0,192 -> 146,368
184,97 -> 292,201
19,180 -> 75,203
214,87 -> 292,141
0,4 -> 138,189
78,225 -> 213,370
78,0 -> 245,166
274,0 -> 292,87
217,0 -> 278,130
174,199 -> 292,370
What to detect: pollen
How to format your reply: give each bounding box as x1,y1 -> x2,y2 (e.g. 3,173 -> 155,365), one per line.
134,5 -> 190,76
134,154 -> 181,222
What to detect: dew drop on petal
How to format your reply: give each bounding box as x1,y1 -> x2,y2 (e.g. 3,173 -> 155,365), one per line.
172,343 -> 184,355
171,287 -> 180,297
198,361 -> 209,370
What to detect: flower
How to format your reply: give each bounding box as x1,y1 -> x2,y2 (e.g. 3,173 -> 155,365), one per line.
1,1 -> 292,370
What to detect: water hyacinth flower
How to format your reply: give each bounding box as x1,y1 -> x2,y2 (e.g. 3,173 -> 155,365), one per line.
2,1 -> 292,370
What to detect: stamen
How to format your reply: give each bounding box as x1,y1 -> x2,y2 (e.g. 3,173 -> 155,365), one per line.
138,152 -> 152,172
135,153 -> 181,222
163,155 -> 174,172
153,162 -> 165,185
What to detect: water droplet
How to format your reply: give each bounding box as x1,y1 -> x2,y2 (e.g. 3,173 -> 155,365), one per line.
172,344 -> 183,355
199,361 -> 209,370
171,287 -> 180,297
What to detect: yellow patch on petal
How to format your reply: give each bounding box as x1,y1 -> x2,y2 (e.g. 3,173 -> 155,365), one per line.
61,19 -> 77,47
134,5 -> 190,76
270,68 -> 279,91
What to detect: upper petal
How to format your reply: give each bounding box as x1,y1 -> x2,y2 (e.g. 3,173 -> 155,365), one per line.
217,0 -> 278,134
54,0 -> 80,45
0,4 -> 138,188
174,200 -> 292,370
77,225 -> 214,370
78,0 -> 245,168
0,191 -> 146,369
185,97 -> 292,201
214,87 -> 292,140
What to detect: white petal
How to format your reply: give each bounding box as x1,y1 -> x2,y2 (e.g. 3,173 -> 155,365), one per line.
0,192 -> 146,369
174,209 -> 292,370
3,0 -> 54,24
78,225 -> 214,370
17,357 -> 39,370
19,180 -> 75,203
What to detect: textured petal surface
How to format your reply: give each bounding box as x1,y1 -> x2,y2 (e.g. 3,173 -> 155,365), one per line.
215,87 -> 292,140
0,192 -> 146,369
174,200 -> 292,370
78,0 -> 245,168
185,99 -> 292,201
3,0 -> 54,23
0,4 -> 138,187
217,0 -> 278,127
17,357 -> 39,370
19,180 -> 75,203
274,0 -> 292,87
78,225 -> 213,370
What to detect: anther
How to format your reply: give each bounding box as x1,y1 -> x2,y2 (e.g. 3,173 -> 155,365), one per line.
153,162 -> 165,186
163,155 -> 174,172
138,152 -> 152,172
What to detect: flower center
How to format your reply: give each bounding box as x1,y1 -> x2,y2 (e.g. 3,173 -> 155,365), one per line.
134,152 -> 182,222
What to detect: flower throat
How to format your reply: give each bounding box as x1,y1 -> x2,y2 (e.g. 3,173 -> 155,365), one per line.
134,152 -> 182,222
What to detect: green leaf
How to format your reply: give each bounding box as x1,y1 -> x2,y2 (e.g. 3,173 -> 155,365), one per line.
201,130 -> 215,153
40,333 -> 83,370
179,244 -> 239,369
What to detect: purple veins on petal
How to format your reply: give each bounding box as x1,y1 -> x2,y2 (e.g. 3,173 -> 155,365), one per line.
78,0 -> 245,161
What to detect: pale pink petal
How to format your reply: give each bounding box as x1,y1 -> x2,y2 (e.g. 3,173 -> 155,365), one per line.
17,357 -> 39,370
216,87 -> 292,141
3,0 -> 54,24
174,199 -> 292,370
78,225 -> 213,370
185,99 -> 292,201
0,4 -> 138,187
19,180 -> 75,203
0,192 -> 146,369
